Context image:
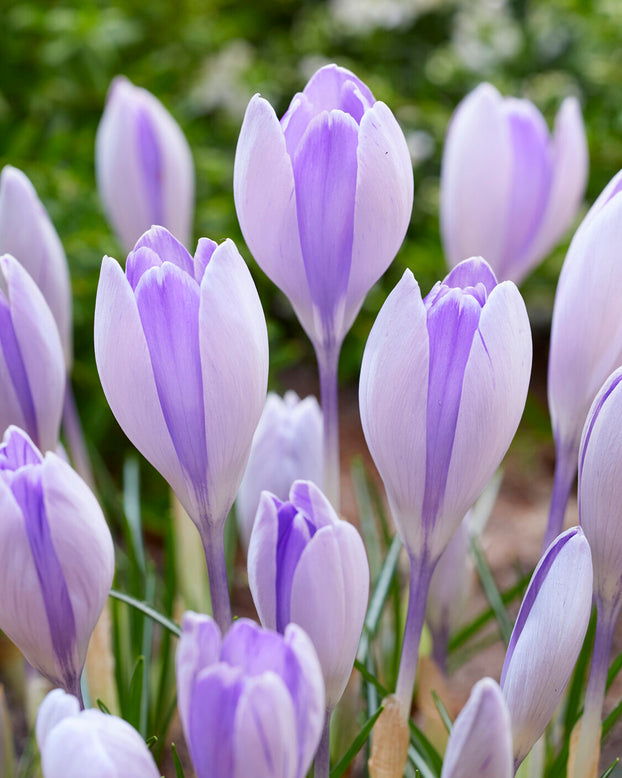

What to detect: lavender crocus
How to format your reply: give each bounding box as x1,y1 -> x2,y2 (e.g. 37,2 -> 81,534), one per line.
573,367 -> 622,776
0,427 -> 114,702
96,76 -> 195,252
440,678 -> 512,778
0,254 -> 65,453
94,226 -> 268,629
234,63 -> 413,507
546,170 -> 622,548
36,689 -> 160,778
501,527 -> 592,770
236,391 -> 323,552
441,83 -> 587,284
176,612 -> 325,778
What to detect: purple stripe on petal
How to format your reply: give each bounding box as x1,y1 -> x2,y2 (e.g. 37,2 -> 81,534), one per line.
0,293 -> 38,443
275,505 -> 316,632
136,106 -> 164,226
133,226 -> 194,275
422,289 -> 482,528
134,264 -> 208,501
302,65 -> 375,116
125,247 -> 163,291
10,467 -> 76,684
500,526 -> 579,687
579,370 -> 622,483
293,110 -> 358,340
443,258 -> 498,295
0,427 -> 42,472
193,238 -> 218,283
281,95 -> 316,158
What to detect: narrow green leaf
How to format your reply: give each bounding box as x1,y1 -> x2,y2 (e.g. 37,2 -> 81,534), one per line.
127,656 -> 145,730
109,589 -> 182,637
407,744 -> 438,778
470,535 -> 512,645
146,735 -> 158,749
138,573 -> 156,737
171,743 -> 186,778
564,608 -> 596,740
431,691 -> 453,735
409,720 -> 443,775
354,658 -> 389,698
601,758 -> 619,778
603,696 -> 622,740
351,458 -> 383,580
123,456 -> 146,575
329,705 -> 384,778
606,646 -> 622,691
96,698 -> 111,714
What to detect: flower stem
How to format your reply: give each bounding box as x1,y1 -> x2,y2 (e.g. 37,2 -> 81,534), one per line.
542,441 -> 576,553
314,708 -> 332,778
316,342 -> 341,512
201,526 -> 232,632
62,382 -> 95,490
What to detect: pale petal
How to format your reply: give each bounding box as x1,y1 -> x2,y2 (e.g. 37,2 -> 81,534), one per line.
35,689 -> 80,752
247,492 -> 280,629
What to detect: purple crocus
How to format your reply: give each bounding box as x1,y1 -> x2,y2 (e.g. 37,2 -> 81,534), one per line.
501,527 -> 592,770
360,257 -> 531,772
96,76 -> 195,252
176,612 -> 325,778
234,63 -> 413,508
94,226 -> 268,629
440,678 -> 512,778
546,169 -> 622,549
441,83 -> 587,284
0,166 -> 73,365
0,427 -> 114,702
0,254 -> 65,453
36,689 -> 160,777
236,391 -> 323,553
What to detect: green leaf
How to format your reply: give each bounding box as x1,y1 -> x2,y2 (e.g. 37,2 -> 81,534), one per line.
351,458 -> 383,580
127,655 -> 145,731
431,690 -> 453,735
409,720 -> 443,775
470,535 -> 513,645
171,743 -> 186,778
564,607 -> 596,741
407,744 -> 439,778
109,589 -> 182,637
96,698 -> 111,714
329,705 -> 384,778
606,646 -> 622,691
123,456 -> 146,576
146,735 -> 158,749
601,758 -> 619,778
354,658 -> 389,698
603,696 -> 622,740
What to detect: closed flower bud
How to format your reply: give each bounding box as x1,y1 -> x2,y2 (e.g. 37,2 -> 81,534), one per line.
248,480 -> 369,709
441,83 -> 587,284
36,689 -> 159,777
0,166 -> 72,365
501,527 -> 592,769
0,427 -> 114,699
96,76 -> 195,252
236,391 -> 323,552
441,678 -> 512,778
0,254 -> 65,452
176,612 -> 325,778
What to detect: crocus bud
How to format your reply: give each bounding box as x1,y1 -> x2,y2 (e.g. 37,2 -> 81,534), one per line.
234,63 -> 413,353
500,527 -> 592,769
0,254 -> 65,452
176,612 -> 325,778
236,391 -> 323,552
441,83 -> 587,284
36,689 -> 160,778
96,76 -> 195,252
94,226 -> 268,535
248,480 -> 369,710
360,257 -> 532,565
440,678 -> 512,778
0,166 -> 72,365
0,427 -> 114,699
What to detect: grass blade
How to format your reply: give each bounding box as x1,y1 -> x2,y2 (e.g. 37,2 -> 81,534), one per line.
171,743 -> 186,778
409,720 -> 443,776
470,535 -> 512,645
431,690 -> 453,735
109,589 -> 181,637
330,705 -> 385,778
601,759 -> 619,778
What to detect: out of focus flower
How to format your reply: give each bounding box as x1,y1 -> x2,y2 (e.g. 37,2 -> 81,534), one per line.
0,427 -> 114,700
441,82 -> 587,284
236,391 -> 323,552
440,678 -> 512,778
248,480 -> 368,710
176,612 -> 325,778
501,526 -> 592,769
96,76 -> 195,252
0,166 -> 72,364
0,254 -> 65,452
36,689 -> 159,777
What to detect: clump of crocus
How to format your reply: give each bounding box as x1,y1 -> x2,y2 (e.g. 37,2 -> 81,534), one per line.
501,526 -> 592,770
546,169 -> 622,549
0,427 -> 114,703
96,76 -> 195,252
236,391 -> 323,553
95,226 -> 268,630
441,678 -> 512,778
441,82 -> 587,285
0,254 -> 65,453
234,63 -> 413,508
176,612 -> 325,778
36,689 -> 160,777
359,257 -> 531,775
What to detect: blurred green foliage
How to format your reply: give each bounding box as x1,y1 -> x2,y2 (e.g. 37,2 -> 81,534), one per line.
1,0 -> 622,509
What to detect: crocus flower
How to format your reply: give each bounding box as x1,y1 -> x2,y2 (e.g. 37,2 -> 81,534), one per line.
36,689 -> 160,778
440,678 -> 512,778
94,226 -> 268,629
0,254 -> 65,453
234,63 -> 413,508
176,612 -> 325,778
236,391 -> 323,552
441,82 -> 587,285
0,166 -> 72,365
0,427 -> 114,701
96,76 -> 195,252
546,169 -> 622,548
501,526 -> 592,770
248,480 -> 369,711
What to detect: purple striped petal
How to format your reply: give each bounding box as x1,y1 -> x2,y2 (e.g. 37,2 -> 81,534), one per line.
136,105 -> 164,226
133,225 -> 194,276
275,503 -> 316,632
125,246 -> 162,291
288,479 -> 336,530
301,64 -> 375,117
